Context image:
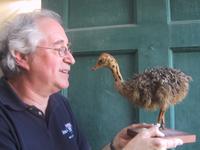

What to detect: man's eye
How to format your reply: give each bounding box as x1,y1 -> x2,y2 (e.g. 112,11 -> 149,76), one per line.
67,43 -> 72,47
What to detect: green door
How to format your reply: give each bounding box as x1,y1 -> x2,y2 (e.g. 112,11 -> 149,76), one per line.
43,0 -> 200,149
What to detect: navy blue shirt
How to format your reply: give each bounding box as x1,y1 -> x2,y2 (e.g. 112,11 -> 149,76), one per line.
0,77 -> 91,150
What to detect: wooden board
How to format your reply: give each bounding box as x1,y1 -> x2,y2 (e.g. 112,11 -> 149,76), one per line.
127,128 -> 196,144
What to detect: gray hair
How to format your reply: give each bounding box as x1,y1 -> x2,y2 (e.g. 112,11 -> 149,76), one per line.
0,9 -> 62,78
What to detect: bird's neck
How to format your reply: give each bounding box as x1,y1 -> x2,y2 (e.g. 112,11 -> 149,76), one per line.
109,63 -> 124,83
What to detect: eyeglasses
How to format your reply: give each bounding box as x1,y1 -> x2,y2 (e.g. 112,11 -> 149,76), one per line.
37,45 -> 72,57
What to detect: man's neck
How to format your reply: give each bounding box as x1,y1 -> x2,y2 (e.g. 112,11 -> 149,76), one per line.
7,77 -> 49,113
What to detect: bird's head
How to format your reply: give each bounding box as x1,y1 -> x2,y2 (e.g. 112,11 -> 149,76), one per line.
91,53 -> 117,71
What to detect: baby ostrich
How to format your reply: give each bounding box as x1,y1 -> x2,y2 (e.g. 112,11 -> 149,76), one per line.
92,53 -> 192,129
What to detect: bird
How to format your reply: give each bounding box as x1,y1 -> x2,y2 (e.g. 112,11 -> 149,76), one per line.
91,52 -> 192,129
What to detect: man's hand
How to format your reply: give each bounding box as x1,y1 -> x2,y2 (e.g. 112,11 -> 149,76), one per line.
112,123 -> 153,150
112,123 -> 183,150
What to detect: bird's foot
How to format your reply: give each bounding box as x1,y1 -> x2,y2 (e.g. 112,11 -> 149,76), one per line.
159,123 -> 166,130
155,123 -> 166,130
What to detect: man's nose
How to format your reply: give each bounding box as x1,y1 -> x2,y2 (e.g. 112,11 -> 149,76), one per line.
63,52 -> 75,65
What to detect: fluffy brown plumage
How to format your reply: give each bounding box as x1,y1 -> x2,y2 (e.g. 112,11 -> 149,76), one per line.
92,53 -> 192,128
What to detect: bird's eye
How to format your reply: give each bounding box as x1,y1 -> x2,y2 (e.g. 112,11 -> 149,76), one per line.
98,59 -> 103,65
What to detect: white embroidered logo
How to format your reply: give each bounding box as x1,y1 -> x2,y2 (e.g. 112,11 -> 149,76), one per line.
62,123 -> 74,139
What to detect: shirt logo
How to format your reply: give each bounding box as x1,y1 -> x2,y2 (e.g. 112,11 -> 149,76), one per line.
62,123 -> 74,139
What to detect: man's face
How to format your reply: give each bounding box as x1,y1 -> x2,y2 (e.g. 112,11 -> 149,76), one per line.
27,17 -> 75,93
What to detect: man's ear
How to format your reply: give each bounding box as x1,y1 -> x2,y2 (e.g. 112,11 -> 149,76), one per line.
12,51 -> 30,70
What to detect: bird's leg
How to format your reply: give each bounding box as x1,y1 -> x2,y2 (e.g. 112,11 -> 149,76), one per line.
161,111 -> 165,129
157,109 -> 166,129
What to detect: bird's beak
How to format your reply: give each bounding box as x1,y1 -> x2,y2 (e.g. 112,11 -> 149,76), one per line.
91,66 -> 97,71
91,63 -> 102,71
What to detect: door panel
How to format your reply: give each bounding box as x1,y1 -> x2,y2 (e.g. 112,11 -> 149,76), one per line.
172,49 -> 200,150
68,52 -> 139,149
68,0 -> 135,28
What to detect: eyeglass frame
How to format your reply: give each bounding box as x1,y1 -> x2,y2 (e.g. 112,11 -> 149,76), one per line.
36,44 -> 72,57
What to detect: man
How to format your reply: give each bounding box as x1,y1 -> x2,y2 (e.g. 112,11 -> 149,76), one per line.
0,9 -> 182,150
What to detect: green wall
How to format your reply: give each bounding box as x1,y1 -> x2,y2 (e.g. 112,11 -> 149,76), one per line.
43,0 -> 200,149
